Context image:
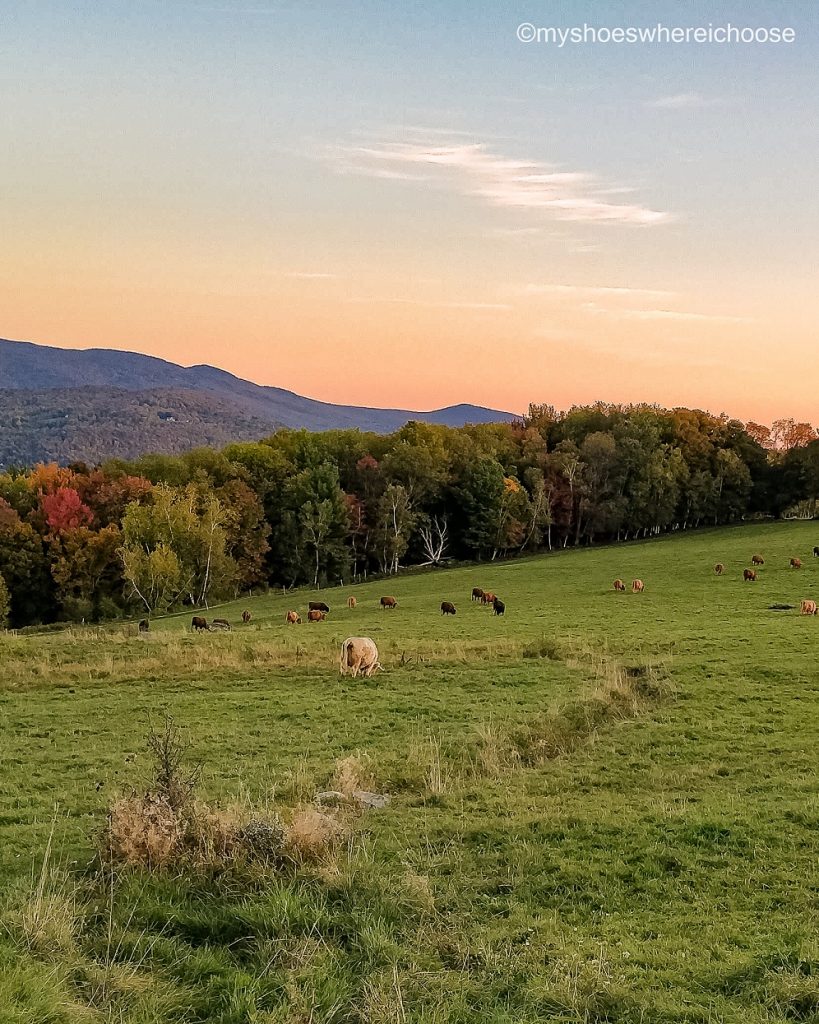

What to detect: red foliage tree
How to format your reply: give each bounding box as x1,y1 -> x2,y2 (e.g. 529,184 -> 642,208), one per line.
41,487 -> 94,534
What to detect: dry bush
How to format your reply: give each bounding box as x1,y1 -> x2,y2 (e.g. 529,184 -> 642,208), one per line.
285,807 -> 346,864
146,715 -> 201,813
105,793 -> 181,869
102,716 -> 287,871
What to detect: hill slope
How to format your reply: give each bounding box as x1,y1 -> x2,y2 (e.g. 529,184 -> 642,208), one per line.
0,337 -> 516,464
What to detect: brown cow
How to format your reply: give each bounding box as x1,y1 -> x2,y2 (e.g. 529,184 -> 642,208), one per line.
743,569 -> 757,582
472,587 -> 485,602
751,554 -> 764,566
800,599 -> 817,616
613,579 -> 626,592
242,610 -> 252,624
714,563 -> 724,575
632,579 -> 644,593
441,601 -> 456,615
380,596 -> 397,609
347,596 -> 357,609
191,616 -> 209,632
790,558 -> 803,569
481,591 -> 496,605
307,609 -> 326,622
138,619 -> 149,632
285,610 -> 301,624
309,601 -> 329,613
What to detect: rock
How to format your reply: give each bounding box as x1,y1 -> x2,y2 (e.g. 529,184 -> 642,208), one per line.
314,790 -> 391,810
315,791 -> 346,805
352,790 -> 391,810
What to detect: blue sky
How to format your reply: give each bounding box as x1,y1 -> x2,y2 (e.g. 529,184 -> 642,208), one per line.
1,1 -> 816,419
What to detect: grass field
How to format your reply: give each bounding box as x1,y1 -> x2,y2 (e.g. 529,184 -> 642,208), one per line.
2,521 -> 819,1023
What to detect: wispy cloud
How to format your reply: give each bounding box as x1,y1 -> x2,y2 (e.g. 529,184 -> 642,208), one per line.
521,284 -> 675,301
648,92 -> 717,110
618,308 -> 749,324
582,302 -> 750,324
328,137 -> 672,226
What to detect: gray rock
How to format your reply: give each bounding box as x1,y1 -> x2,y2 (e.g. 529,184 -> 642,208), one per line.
352,790 -> 391,809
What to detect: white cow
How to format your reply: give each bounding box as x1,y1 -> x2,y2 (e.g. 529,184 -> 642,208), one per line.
339,637 -> 382,679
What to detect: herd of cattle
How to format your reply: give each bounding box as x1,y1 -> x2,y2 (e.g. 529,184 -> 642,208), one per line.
133,546 -> 819,641
721,549 -> 819,614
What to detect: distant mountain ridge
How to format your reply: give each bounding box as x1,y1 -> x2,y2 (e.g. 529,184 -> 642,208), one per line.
0,338 -> 517,466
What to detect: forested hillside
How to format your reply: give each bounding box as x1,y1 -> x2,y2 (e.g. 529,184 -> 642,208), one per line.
0,338 -> 515,463
0,402 -> 816,628
0,387 -> 281,467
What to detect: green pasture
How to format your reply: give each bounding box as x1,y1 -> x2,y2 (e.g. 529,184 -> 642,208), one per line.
2,521 -> 818,1023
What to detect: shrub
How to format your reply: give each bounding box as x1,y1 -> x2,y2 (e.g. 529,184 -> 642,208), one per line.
101,716 -> 315,871
106,792 -> 181,868
237,815 -> 287,862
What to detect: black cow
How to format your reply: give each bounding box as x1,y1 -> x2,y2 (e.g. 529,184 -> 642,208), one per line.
138,619 -> 149,633
191,616 -> 209,631
441,601 -> 456,615
493,598 -> 505,616
309,601 -> 330,613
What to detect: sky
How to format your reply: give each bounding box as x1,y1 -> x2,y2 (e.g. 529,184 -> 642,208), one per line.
1,0 -> 817,421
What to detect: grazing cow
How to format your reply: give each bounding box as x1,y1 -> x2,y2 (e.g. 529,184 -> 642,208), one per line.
613,579 -> 626,592
138,619 -> 149,633
790,558 -> 803,569
743,569 -> 757,582
493,598 -> 505,616
814,547 -> 819,558
751,554 -> 765,566
191,616 -> 209,632
441,601 -> 456,615
632,579 -> 645,593
242,610 -> 252,624
380,596 -> 397,610
714,563 -> 724,575
481,591 -> 496,605
339,636 -> 381,679
800,599 -> 818,616
211,618 -> 231,631
472,587 -> 485,602
309,601 -> 330,614
347,596 -> 357,609
307,609 -> 326,622
285,610 -> 301,624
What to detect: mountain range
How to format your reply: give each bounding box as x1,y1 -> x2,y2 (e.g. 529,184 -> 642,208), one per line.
0,338 -> 517,467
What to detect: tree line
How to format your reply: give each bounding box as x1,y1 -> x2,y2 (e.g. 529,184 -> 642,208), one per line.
0,403 -> 817,628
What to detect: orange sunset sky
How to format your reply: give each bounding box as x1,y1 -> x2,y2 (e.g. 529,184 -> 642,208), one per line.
2,1 -> 817,422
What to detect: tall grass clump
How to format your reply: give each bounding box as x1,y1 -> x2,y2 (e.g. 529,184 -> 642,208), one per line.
511,659 -> 671,765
